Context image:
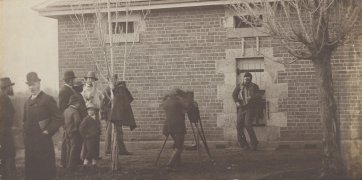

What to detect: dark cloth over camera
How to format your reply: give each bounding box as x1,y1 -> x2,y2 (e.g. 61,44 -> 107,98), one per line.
102,83 -> 136,130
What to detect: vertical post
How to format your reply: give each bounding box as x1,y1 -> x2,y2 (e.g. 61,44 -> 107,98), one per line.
123,3 -> 129,81
256,36 -> 260,53
107,0 -> 119,171
241,37 -> 245,56
107,0 -> 114,75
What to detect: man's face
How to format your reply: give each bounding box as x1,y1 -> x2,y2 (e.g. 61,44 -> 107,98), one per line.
28,82 -> 41,95
67,78 -> 75,86
4,86 -> 14,96
243,76 -> 251,85
85,78 -> 95,86
87,109 -> 95,116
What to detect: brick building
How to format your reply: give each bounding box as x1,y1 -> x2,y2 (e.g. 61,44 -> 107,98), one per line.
33,0 -> 362,150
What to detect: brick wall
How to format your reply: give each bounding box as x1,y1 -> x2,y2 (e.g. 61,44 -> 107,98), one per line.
57,5 -> 362,142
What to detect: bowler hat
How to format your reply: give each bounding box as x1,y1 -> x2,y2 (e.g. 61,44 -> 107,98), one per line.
63,70 -> 76,80
68,95 -> 82,106
84,71 -> 98,81
73,79 -> 84,87
0,77 -> 15,88
26,72 -> 41,85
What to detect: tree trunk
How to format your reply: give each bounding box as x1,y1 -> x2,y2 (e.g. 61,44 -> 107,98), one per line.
313,50 -> 344,178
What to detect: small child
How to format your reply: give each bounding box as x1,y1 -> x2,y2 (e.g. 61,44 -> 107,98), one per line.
79,103 -> 101,166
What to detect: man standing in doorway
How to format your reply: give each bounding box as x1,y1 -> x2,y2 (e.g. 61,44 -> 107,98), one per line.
0,77 -> 16,180
232,72 -> 260,151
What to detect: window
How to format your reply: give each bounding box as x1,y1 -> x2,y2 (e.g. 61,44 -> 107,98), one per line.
234,15 -> 263,28
111,22 -> 134,34
236,58 -> 268,126
103,14 -> 144,43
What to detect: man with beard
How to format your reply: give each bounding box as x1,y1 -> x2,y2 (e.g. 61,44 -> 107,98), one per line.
232,72 -> 260,151
0,77 -> 16,180
23,72 -> 63,180
82,71 -> 103,159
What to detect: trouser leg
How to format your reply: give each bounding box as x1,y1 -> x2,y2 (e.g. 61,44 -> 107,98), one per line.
237,108 -> 248,148
168,134 -> 184,168
245,110 -> 258,149
85,138 -> 97,161
1,157 -> 17,180
95,110 -> 100,158
104,121 -> 112,155
60,131 -> 67,167
68,134 -> 82,168
115,124 -> 128,154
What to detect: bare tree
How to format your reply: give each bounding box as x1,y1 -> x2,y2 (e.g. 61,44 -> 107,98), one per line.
69,0 -> 150,171
229,0 -> 361,178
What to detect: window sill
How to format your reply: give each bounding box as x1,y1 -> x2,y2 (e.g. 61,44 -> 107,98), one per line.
104,33 -> 140,43
226,27 -> 269,38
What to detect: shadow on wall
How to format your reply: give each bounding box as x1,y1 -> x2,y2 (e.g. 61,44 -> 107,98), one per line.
10,88 -> 59,149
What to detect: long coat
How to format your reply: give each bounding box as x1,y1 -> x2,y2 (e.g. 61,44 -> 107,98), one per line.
102,84 -> 136,129
23,91 -> 63,180
162,96 -> 187,135
59,85 -> 75,113
0,92 -> 15,159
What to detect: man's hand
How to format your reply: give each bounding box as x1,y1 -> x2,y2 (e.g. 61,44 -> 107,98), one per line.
235,102 -> 240,107
42,130 -> 49,135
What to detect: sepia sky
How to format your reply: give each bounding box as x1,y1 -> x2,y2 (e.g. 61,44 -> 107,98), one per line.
0,0 -> 59,93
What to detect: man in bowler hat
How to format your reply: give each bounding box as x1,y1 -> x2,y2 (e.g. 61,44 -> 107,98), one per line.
0,77 -> 16,179
59,70 -> 77,112
59,70 -> 77,167
23,72 -> 63,180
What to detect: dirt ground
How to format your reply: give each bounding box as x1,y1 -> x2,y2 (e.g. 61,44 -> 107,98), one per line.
13,145 -> 340,180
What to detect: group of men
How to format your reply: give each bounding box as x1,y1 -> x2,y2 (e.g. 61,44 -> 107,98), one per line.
0,70 -> 261,179
59,70 -> 136,171
0,70 -> 137,180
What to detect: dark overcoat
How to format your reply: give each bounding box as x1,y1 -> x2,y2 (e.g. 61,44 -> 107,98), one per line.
162,96 -> 187,135
59,85 -> 74,113
75,92 -> 87,119
23,91 -> 63,180
102,84 -> 136,129
0,92 -> 15,159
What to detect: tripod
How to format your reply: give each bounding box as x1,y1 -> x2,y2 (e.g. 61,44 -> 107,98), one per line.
154,106 -> 212,166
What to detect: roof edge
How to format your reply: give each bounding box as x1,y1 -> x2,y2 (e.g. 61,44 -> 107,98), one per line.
34,0 -> 232,17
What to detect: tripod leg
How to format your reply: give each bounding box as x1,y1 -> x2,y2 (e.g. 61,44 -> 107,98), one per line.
190,122 -> 202,160
155,135 -> 169,166
195,123 -> 212,159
